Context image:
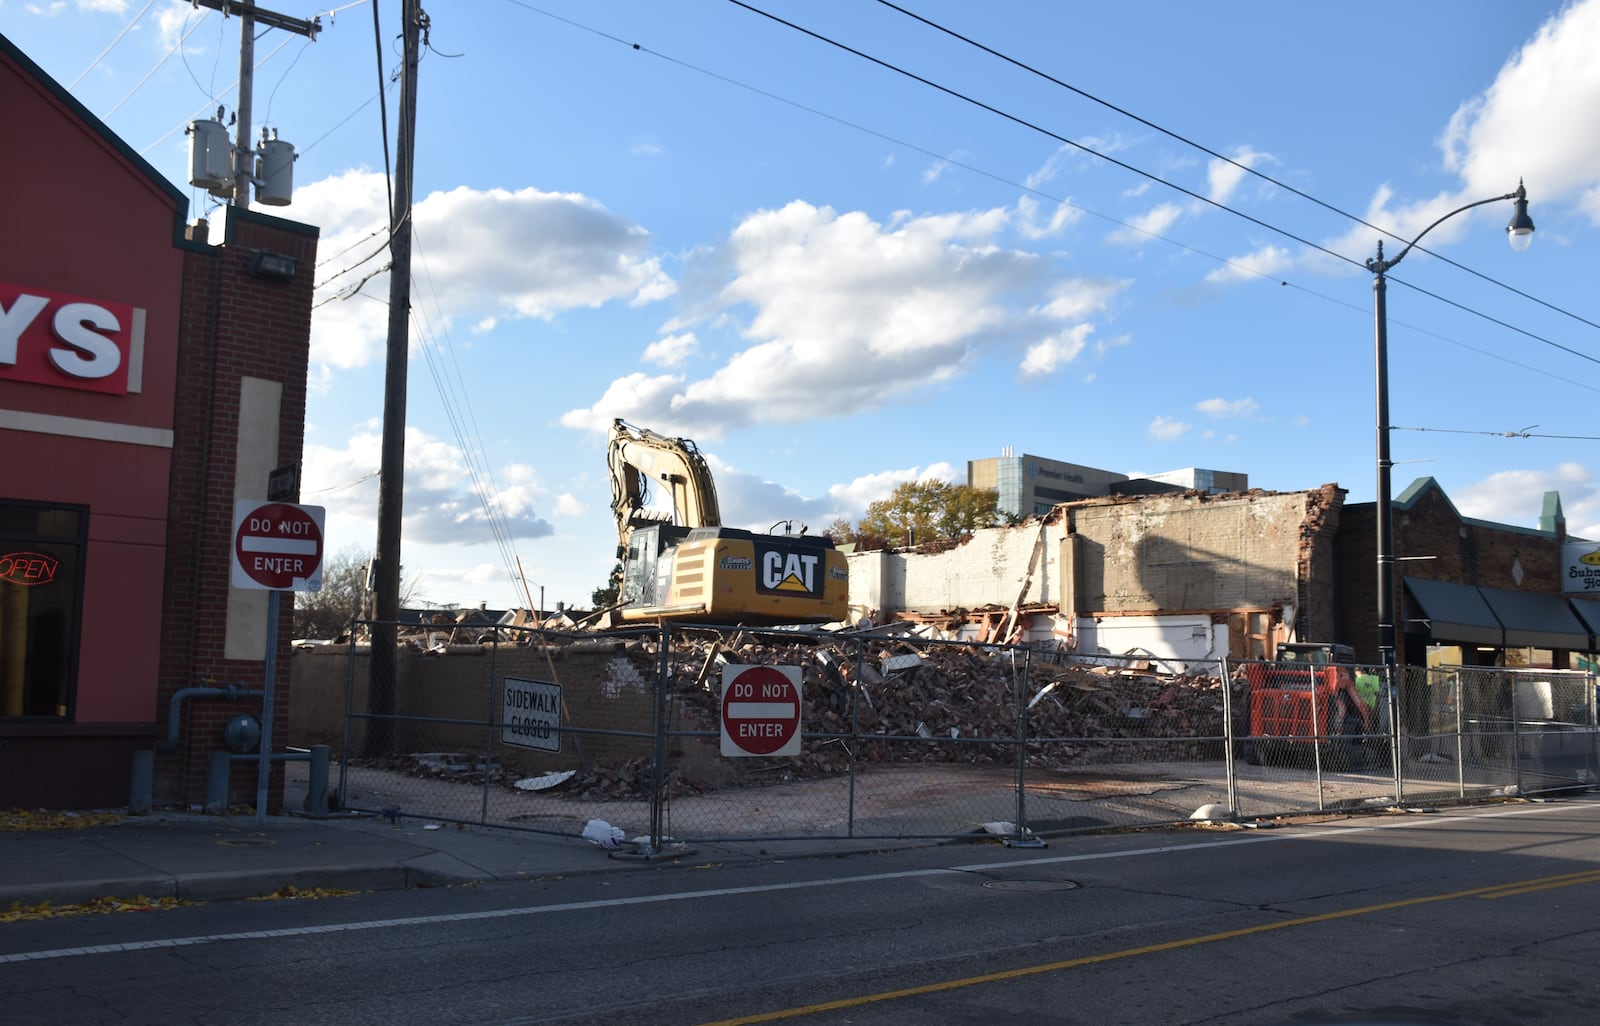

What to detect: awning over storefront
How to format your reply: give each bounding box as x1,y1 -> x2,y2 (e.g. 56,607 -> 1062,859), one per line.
1568,598 -> 1600,642
1403,577 -> 1597,651
1403,577 -> 1503,646
1477,585 -> 1592,651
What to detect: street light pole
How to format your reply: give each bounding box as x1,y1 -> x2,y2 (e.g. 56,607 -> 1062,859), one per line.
1367,181 -> 1534,666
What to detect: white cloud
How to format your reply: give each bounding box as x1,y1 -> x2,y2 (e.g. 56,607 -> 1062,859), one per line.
1020,324 -> 1093,377
564,201 -> 1101,437
1148,416 -> 1190,441
643,332 -> 698,367
302,424 -> 555,556
1206,146 -> 1269,205
1108,202 -> 1183,245
1014,195 -> 1080,239
1440,0 -> 1600,218
552,494 -> 587,517
826,463 -> 961,517
1453,462 -> 1600,537
1206,244 -> 1294,284
299,172 -> 674,373
1195,397 -> 1259,418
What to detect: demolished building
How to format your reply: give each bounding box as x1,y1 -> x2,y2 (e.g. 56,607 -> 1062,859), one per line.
847,485 -> 1345,667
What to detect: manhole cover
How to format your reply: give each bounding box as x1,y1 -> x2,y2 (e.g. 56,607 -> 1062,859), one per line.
982,878 -> 1078,892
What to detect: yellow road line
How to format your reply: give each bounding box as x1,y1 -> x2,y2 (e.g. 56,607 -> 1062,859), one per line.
1475,868 -> 1600,899
696,868 -> 1600,1026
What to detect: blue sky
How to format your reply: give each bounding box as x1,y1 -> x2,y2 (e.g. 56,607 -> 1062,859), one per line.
9,1 -> 1600,611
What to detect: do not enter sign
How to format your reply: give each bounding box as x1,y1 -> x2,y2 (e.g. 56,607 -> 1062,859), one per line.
231,500 -> 325,591
721,664 -> 802,757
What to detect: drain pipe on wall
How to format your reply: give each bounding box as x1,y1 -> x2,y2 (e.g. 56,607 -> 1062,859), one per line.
129,684 -> 266,816
155,683 -> 265,753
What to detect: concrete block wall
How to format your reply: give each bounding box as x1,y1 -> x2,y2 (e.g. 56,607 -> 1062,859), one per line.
1069,490 -> 1308,614
849,518 -> 1065,615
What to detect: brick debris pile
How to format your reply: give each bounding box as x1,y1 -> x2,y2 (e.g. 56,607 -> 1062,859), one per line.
660,632 -> 1239,779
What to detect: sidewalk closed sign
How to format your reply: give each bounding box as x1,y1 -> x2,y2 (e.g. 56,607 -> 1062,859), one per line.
502,677 -> 562,752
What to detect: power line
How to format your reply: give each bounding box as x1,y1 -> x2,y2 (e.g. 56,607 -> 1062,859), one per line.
1394,425 -> 1600,441
722,0 -> 1600,375
870,0 -> 1600,340
498,0 -> 1599,392
69,0 -> 158,89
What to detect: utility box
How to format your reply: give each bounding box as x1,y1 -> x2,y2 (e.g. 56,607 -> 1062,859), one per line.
187,119 -> 232,194
255,137 -> 295,206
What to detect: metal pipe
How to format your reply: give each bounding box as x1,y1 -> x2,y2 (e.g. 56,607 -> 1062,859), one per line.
157,684 -> 264,752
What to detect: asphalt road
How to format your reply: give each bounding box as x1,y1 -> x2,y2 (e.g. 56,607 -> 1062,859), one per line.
4,798 -> 1599,1026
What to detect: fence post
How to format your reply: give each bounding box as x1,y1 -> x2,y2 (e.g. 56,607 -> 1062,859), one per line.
482,632 -> 499,826
1220,655 -> 1238,818
848,634 -> 866,838
649,624 -> 670,850
1005,645 -> 1045,848
1387,663 -> 1403,803
1511,672 -> 1524,796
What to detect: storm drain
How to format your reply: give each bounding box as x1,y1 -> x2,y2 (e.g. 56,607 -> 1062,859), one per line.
981,878 -> 1079,893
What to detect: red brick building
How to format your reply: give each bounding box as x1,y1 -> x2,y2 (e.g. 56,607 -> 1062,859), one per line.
1339,476 -> 1590,666
1,34 -> 318,809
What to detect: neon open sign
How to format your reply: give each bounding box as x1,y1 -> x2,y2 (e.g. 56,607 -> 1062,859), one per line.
0,551 -> 59,586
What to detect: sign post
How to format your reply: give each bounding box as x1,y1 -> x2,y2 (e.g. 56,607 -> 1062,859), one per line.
720,665 -> 803,758
231,500 -> 325,823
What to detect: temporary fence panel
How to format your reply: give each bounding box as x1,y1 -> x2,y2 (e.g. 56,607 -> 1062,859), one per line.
332,621 -> 661,838
322,620 -> 1597,846
1230,658 -> 1402,820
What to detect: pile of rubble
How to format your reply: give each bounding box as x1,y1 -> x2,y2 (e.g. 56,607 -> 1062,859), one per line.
659,631 -> 1239,778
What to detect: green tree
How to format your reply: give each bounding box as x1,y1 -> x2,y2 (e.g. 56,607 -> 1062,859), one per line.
854,480 -> 1003,549
591,563 -> 621,609
293,548 -> 416,639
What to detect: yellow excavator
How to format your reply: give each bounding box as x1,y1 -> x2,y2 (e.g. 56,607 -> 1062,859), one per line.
606,418 -> 848,625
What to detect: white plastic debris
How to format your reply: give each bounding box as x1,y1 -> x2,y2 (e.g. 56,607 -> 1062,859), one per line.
582,819 -> 626,849
514,769 -> 576,792
1189,803 -> 1230,822
980,821 -> 1037,841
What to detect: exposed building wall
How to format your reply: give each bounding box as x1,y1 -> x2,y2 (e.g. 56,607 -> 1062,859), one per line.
1068,489 -> 1317,614
848,488 -> 1339,664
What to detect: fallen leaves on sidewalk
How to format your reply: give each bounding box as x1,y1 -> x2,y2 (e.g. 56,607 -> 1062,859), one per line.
0,809 -> 125,832
1,894 -> 195,923
247,885 -> 359,901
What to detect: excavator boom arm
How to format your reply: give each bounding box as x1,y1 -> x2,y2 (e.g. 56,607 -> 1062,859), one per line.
607,418 -> 722,550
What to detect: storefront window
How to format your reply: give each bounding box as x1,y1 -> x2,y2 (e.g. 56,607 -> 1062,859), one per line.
0,501 -> 84,719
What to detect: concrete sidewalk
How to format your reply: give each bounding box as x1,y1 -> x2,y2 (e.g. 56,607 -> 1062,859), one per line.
0,809 -> 774,909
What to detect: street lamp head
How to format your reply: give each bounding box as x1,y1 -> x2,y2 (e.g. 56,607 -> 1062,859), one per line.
1507,179 -> 1535,252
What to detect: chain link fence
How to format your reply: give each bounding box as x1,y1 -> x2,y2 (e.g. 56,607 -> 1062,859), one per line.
306,621 -> 1598,847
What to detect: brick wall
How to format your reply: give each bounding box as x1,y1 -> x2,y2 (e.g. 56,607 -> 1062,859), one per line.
154,210 -> 318,809
1338,478 -> 1565,664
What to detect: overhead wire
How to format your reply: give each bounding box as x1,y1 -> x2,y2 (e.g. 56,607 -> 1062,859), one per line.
1394,426 -> 1600,441
69,0 -> 158,89
408,230 -> 536,605
721,0 -> 1600,376
870,0 -> 1600,339
497,0 -> 1594,393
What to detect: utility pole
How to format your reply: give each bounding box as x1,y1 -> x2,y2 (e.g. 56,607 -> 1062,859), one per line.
368,0 -> 422,756
190,1 -> 320,209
